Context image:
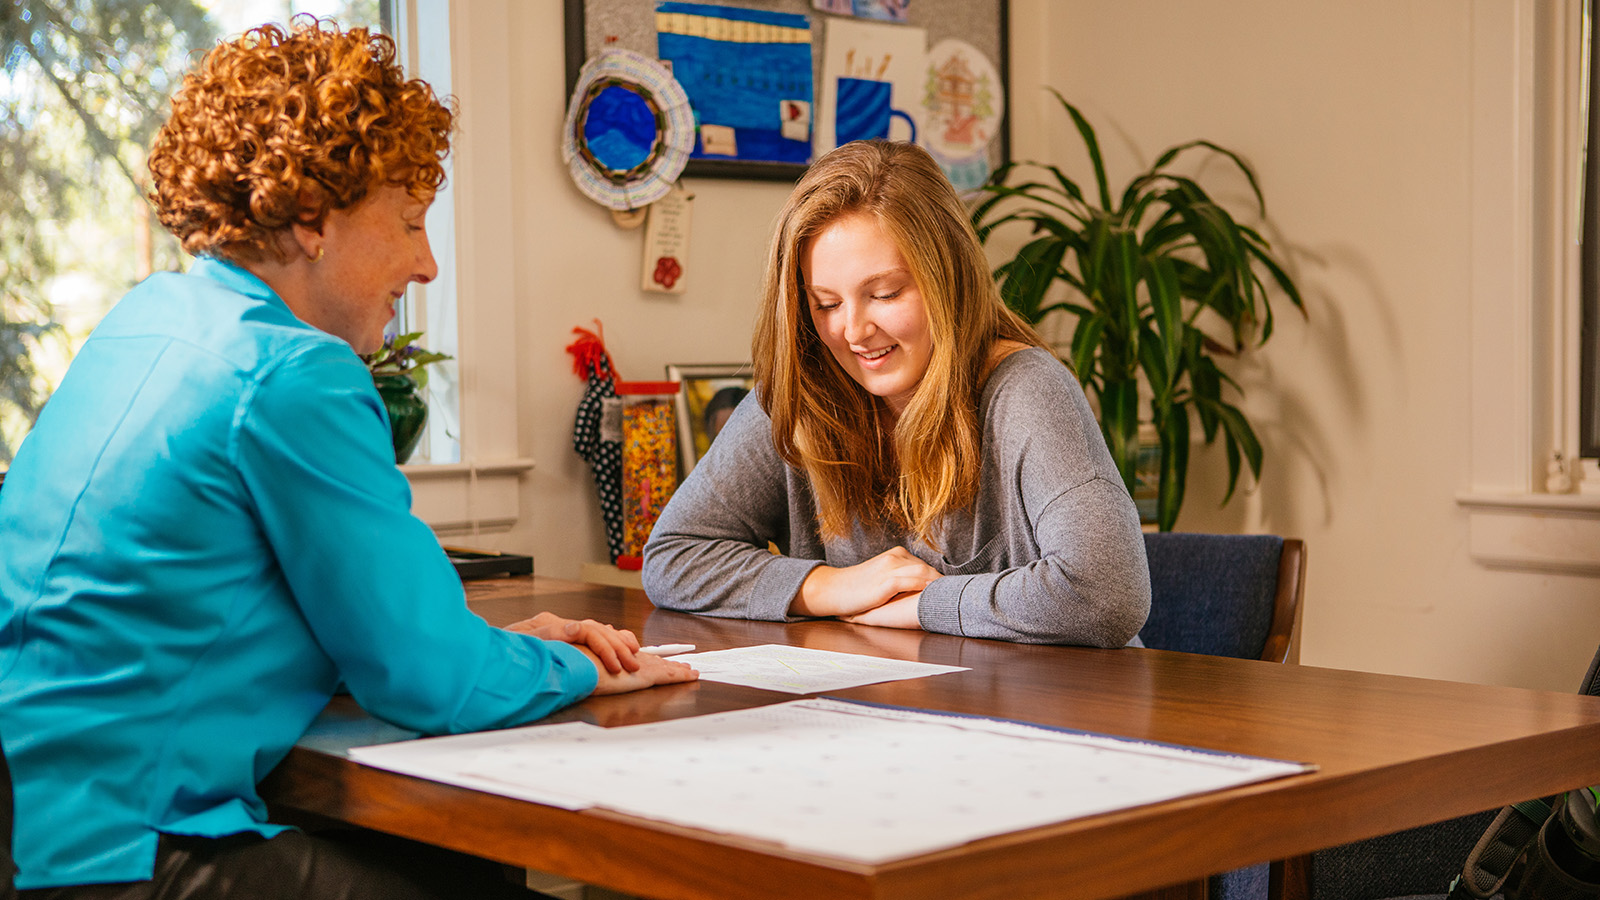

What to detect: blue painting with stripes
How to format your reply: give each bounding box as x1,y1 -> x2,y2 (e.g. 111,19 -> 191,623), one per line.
656,2 -> 814,165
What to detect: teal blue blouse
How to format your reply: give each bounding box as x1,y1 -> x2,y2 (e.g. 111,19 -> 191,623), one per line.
0,258 -> 596,889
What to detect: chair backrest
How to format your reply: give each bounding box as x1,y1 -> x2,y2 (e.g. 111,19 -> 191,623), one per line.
1138,533 -> 1306,664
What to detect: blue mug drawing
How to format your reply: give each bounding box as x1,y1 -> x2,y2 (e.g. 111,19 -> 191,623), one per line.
835,76 -> 917,144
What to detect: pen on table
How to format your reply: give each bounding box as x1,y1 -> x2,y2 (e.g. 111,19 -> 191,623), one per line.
639,643 -> 696,656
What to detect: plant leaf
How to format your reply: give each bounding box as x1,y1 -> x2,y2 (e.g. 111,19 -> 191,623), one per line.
1203,399 -> 1264,502
1151,139 -> 1266,215
1112,228 -> 1141,366
1070,314 -> 1106,386
1037,299 -> 1095,320
1156,402 -> 1190,532
1189,354 -> 1223,442
1242,234 -> 1306,315
997,236 -> 1068,322
1048,89 -> 1112,210
1137,322 -> 1169,404
1147,256 -> 1183,384
1100,376 -> 1141,492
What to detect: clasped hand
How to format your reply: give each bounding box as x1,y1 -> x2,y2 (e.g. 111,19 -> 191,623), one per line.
793,547 -> 940,630
506,611 -> 698,694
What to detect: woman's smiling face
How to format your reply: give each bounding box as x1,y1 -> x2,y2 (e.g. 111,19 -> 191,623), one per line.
294,185 -> 438,355
802,212 -> 932,418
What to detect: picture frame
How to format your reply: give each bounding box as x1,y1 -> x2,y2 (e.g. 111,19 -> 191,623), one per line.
666,363 -> 755,475
563,0 -> 1010,183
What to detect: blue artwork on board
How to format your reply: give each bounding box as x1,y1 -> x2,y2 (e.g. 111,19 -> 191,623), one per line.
834,76 -> 916,145
812,0 -> 910,23
583,84 -> 659,174
656,2 -> 814,165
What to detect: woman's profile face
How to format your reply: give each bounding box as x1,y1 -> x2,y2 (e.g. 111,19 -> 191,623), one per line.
294,185 -> 438,355
801,212 -> 932,417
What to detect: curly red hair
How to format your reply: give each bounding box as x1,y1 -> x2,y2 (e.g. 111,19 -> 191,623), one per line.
148,16 -> 454,263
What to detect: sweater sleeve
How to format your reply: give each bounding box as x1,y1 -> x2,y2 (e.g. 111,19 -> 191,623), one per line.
233,343 -> 597,733
916,353 -> 1151,647
642,393 -> 823,620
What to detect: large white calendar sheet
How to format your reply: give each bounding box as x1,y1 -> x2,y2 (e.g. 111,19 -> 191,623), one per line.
348,698 -> 1311,863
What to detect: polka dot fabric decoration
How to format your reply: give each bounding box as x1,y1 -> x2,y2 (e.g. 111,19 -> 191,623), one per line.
567,326 -> 625,563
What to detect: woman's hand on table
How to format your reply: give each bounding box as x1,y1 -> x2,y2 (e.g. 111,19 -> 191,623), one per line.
580,647 -> 700,695
507,612 -> 641,674
839,592 -> 924,630
791,548 -> 940,618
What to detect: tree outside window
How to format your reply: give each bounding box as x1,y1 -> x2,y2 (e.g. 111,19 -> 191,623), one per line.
0,0 -> 383,462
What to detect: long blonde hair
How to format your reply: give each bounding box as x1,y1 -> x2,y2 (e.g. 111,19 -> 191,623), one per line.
752,141 -> 1042,545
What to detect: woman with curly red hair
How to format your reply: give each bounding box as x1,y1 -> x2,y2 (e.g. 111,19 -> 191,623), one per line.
0,19 -> 692,900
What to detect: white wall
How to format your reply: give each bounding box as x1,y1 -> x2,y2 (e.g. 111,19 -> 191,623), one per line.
1009,0 -> 1600,691
465,1 -> 1599,692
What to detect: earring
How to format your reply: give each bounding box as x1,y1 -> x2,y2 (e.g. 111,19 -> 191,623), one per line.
307,247 -> 324,263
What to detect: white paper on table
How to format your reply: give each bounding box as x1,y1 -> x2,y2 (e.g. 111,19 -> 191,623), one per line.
347,698 -> 1313,864
669,643 -> 968,693
348,721 -> 600,810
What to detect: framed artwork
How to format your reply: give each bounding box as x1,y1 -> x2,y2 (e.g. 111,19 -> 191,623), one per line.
666,362 -> 755,474
563,0 -> 1009,183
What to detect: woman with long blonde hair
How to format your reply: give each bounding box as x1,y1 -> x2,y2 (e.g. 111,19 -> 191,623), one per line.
644,141 -> 1149,644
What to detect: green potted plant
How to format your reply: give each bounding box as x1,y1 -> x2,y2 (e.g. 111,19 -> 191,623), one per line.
362,331 -> 452,463
972,91 -> 1304,531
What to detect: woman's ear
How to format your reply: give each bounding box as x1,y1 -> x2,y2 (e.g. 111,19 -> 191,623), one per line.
287,222 -> 321,262
287,186 -> 327,261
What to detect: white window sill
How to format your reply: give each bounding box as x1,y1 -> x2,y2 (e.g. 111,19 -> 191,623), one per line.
1456,491 -> 1600,575
401,458 -> 535,535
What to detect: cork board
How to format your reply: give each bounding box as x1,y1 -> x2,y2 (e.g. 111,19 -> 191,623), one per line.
563,0 -> 1010,181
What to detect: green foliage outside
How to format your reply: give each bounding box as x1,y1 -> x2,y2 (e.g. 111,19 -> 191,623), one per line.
0,0 -> 383,463
0,0 -> 215,461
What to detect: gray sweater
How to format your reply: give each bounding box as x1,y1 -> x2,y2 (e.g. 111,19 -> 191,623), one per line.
641,348 -> 1150,647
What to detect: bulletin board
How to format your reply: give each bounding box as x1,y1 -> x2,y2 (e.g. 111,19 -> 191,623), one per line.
563,0 -> 1010,182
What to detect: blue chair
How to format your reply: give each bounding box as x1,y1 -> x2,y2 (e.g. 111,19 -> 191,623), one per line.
1138,532 -> 1308,900
1140,533 -> 1306,664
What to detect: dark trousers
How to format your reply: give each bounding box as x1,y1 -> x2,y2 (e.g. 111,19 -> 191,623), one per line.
16,829 -> 547,900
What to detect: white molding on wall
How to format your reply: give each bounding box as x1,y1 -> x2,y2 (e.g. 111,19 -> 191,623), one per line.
1458,492 -> 1600,575
402,459 -> 536,479
1461,0 -> 1599,575
399,0 -> 532,534
406,458 -> 535,534
1468,0 -> 1536,496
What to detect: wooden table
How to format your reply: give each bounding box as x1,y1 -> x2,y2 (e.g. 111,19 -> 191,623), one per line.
259,577 -> 1600,900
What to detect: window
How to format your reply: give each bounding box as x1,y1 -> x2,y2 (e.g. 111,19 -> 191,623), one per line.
1458,0 -> 1600,576
0,0 -> 465,464
3,1 -> 530,532
1584,0 -> 1600,460
0,2 -> 215,459
391,0 -> 459,464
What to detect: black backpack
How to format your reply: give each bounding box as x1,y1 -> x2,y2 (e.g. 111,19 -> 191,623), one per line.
1447,651 -> 1600,900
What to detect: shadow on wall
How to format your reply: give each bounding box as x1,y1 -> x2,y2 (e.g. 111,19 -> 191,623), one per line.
1177,233 -> 1403,544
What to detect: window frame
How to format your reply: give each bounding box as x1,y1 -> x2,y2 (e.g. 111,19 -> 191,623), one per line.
394,0 -> 533,533
1457,0 -> 1600,576
1582,0 -> 1600,460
